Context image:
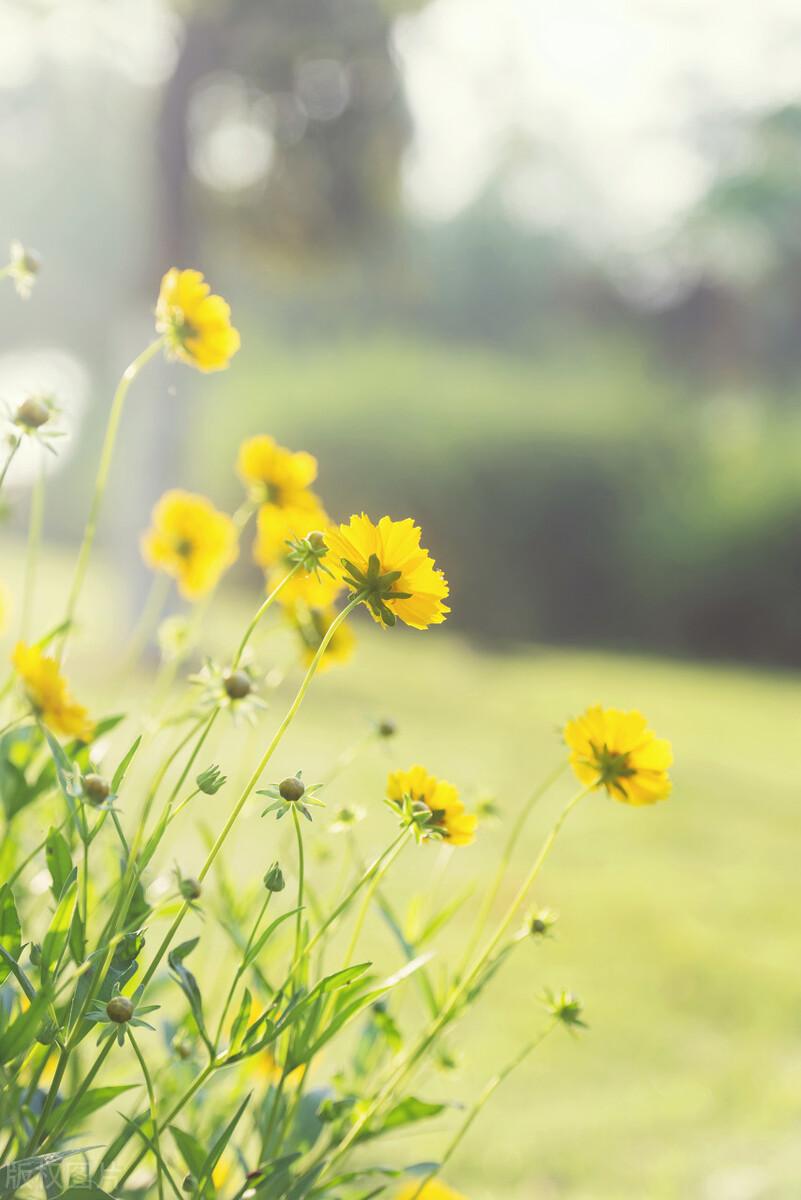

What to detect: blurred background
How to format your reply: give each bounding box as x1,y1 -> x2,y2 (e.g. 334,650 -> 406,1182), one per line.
3,1 -> 801,1197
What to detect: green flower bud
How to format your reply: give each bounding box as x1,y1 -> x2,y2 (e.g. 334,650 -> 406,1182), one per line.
279,776 -> 305,803
377,719 -> 397,738
15,396 -> 51,430
223,669 -> 252,701
196,765 -> 227,795
106,995 -> 134,1024
83,772 -> 111,805
264,861 -> 285,892
182,1174 -> 197,1193
179,877 -> 202,901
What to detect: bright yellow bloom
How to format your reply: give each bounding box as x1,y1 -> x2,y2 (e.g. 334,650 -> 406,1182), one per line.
387,765 -> 477,846
325,515 -> 449,630
254,499 -> 329,572
0,582 -> 11,635
237,435 -> 319,508
155,268 -> 240,372
396,1182 -> 467,1200
141,490 -> 239,600
12,642 -> 94,741
564,705 -> 672,805
289,603 -> 356,672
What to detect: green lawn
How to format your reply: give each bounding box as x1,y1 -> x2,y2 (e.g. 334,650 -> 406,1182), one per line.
2,539 -> 800,1198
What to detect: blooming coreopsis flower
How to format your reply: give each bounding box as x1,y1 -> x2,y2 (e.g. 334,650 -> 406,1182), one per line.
563,705 -> 672,805
396,1182 -> 468,1200
141,490 -> 239,600
155,268 -> 240,371
325,515 -> 449,630
237,435 -> 319,509
12,642 -> 95,741
387,765 -> 477,846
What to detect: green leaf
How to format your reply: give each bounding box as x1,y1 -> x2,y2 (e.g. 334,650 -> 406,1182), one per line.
0,1146 -> 101,1193
65,1084 -> 139,1129
197,1092 -> 251,1190
55,1188 -> 117,1199
170,1125 -> 207,1179
243,908 -> 300,967
0,987 -> 51,1064
68,901 -> 85,965
168,939 -> 213,1056
0,884 -> 22,984
41,874 -> 77,981
111,734 -> 142,793
46,827 -> 73,900
228,987 -> 252,1057
0,725 -> 48,821
369,1096 -> 447,1138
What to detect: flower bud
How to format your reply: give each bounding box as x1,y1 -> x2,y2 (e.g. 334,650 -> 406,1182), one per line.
83,773 -> 111,805
279,776 -> 305,803
264,862 -> 285,892
377,719 -> 397,739
527,907 -> 558,939
197,765 -> 226,795
106,995 -> 134,1024
179,877 -> 202,901
182,1175 -> 196,1193
223,669 -> 252,701
15,396 -> 51,430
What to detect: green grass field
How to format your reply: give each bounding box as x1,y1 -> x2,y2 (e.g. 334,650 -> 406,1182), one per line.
2,540 -> 800,1198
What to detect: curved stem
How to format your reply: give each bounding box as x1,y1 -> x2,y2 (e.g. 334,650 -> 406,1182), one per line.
128,1029 -> 165,1200
59,336 -> 165,660
0,440 -> 20,492
20,453 -> 46,640
233,563 -> 301,669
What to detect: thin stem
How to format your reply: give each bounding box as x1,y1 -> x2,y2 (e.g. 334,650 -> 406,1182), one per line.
457,762 -> 567,979
408,1020 -> 558,1199
0,440 -> 20,492
213,891 -> 271,1050
115,1063 -> 214,1188
128,1029 -> 165,1200
233,563 -> 301,668
59,336 -> 165,659
122,573 -> 170,672
136,595 -> 363,995
291,806 -> 306,970
20,453 -> 46,640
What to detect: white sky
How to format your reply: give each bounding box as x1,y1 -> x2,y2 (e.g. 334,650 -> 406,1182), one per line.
396,0 -> 801,243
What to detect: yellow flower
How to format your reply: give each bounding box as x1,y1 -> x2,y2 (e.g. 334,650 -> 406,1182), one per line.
237,435 -> 319,508
396,1183 -> 467,1200
387,765 -> 477,847
0,582 -> 11,635
12,642 -> 95,741
564,705 -> 672,805
254,499 -> 329,573
155,268 -> 240,372
290,603 -> 356,672
325,515 -> 449,630
141,490 -> 239,600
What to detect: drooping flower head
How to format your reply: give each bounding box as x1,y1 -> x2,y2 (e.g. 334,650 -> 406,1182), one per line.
325,515 -> 449,630
141,490 -> 239,600
156,268 -> 240,372
563,705 -> 672,805
387,765 -> 477,846
396,1182 -> 468,1200
237,435 -> 319,510
12,642 -> 95,741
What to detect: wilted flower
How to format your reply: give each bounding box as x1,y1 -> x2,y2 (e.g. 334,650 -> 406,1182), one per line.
325,515 -> 449,629
237,434 -> 319,510
386,765 -> 477,847
155,268 -> 240,372
563,705 -> 672,805
12,641 -> 94,741
141,490 -> 239,600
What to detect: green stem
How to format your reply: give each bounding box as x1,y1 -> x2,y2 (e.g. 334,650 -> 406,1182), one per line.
408,1020 -> 557,1199
232,562 -> 301,668
59,336 -> 165,659
291,806 -> 305,970
136,595 -> 363,996
457,762 -> 567,980
39,1037 -> 114,1150
0,440 -> 20,492
20,453 -> 46,640
128,1029 -> 165,1200
114,1063 -> 214,1188
122,573 -> 170,672
213,891 -> 271,1050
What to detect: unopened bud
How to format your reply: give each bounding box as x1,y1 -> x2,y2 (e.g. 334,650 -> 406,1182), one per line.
377,719 -> 397,739
106,995 -> 134,1024
197,765 -> 226,795
279,776 -> 305,803
264,862 -> 285,892
83,773 -> 111,805
179,877 -> 202,901
15,396 -> 50,430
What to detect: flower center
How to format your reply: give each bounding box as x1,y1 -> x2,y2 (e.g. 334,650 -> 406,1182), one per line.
174,536 -> 195,559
